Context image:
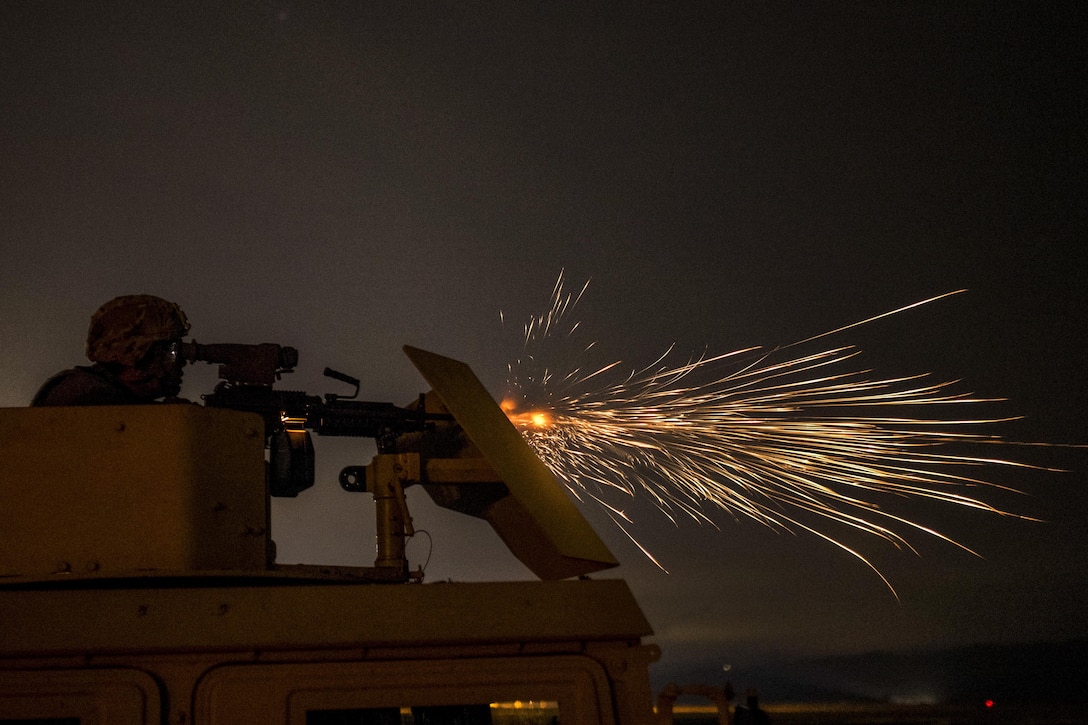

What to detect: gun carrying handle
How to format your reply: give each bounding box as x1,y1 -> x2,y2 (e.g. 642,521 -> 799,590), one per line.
323,367 -> 360,399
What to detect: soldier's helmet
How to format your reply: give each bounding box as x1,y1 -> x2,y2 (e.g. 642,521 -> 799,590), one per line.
86,295 -> 190,366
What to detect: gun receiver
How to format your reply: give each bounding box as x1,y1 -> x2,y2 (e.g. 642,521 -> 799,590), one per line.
183,341 -> 452,496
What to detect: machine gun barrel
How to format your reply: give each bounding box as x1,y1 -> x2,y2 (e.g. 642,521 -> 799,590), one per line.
309,399 -> 426,438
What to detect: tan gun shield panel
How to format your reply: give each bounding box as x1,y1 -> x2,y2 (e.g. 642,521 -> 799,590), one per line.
403,345 -> 618,579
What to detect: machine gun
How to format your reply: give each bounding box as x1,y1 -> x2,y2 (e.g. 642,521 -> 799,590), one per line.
179,340 -> 617,582
182,341 -> 453,497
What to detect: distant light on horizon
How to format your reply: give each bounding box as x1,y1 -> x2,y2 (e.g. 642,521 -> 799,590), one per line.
888,692 -> 940,706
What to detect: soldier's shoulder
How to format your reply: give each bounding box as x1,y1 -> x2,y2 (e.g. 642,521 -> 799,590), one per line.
31,365 -> 134,406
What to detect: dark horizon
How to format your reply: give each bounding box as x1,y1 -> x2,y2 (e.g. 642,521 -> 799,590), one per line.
661,638 -> 1088,708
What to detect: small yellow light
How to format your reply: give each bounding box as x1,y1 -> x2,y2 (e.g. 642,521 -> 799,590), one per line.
280,414 -> 307,430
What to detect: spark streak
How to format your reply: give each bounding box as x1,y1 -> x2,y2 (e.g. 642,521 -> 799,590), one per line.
502,275 -> 1052,589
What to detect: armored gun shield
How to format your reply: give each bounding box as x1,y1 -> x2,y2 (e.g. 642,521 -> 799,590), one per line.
403,346 -> 618,580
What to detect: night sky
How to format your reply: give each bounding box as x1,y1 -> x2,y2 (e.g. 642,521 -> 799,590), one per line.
2,2 -> 1086,702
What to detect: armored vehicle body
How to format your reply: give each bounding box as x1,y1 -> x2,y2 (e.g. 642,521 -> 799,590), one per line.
1,348 -> 677,724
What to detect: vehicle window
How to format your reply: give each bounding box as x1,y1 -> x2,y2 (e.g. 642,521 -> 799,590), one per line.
306,704 -> 560,724
198,657 -> 604,724
307,705 -> 492,724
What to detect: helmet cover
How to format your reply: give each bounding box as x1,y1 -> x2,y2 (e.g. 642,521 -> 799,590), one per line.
86,295 -> 190,366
